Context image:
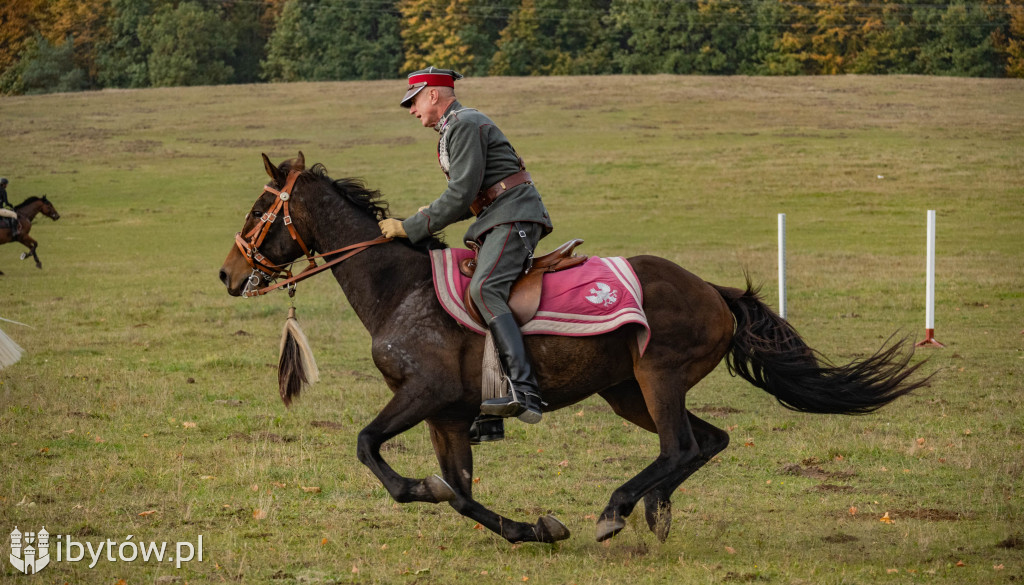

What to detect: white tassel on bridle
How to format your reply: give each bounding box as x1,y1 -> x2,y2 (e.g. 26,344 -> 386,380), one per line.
278,306 -> 319,406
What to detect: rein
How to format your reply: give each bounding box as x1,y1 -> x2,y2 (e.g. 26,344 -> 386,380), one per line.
234,169 -> 392,297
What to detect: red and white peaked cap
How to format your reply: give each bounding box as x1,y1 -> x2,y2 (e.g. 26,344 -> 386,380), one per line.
400,67 -> 463,108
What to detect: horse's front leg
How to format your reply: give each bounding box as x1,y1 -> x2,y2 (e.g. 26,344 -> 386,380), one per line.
355,393 -> 456,504
18,236 -> 40,268
426,418 -> 570,544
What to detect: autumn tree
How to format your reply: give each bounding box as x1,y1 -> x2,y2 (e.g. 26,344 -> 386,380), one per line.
397,0 -> 481,74
41,0 -> 111,83
1004,0 -> 1024,76
848,0 -> 923,74
0,0 -> 47,75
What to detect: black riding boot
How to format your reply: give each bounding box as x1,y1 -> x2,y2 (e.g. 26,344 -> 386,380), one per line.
479,313 -> 543,424
7,219 -> 17,239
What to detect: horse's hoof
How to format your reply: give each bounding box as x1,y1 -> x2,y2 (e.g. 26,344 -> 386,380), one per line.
650,515 -> 671,542
595,515 -> 626,542
19,253 -> 27,260
536,514 -> 570,542
645,500 -> 672,542
424,474 -> 455,502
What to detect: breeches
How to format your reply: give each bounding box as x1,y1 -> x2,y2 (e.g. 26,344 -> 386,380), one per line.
0,209 -> 16,219
468,222 -> 545,325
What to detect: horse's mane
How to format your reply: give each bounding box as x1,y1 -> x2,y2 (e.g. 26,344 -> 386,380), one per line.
296,162 -> 447,251
15,196 -> 42,208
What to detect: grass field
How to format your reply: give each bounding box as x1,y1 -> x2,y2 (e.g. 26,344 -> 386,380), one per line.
1,75 -> 1022,584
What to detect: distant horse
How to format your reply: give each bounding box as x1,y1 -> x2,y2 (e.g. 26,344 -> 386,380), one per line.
0,196 -> 61,274
219,153 -> 929,544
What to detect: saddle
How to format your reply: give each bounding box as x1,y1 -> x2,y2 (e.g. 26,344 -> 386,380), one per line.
459,239 -> 588,327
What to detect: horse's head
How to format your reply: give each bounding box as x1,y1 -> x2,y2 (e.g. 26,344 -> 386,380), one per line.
40,196 -> 60,220
220,152 -> 319,297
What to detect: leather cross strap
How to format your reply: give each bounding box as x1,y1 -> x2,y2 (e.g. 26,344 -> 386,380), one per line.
236,170 -> 306,278
470,169 -> 532,216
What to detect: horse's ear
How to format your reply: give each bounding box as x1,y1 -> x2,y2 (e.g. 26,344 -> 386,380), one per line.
294,151 -> 305,172
262,153 -> 282,185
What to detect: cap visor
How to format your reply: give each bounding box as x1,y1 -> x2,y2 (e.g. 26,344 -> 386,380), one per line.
400,84 -> 426,108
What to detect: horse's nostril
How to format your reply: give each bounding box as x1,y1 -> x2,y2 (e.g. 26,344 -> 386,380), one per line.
219,268 -> 229,286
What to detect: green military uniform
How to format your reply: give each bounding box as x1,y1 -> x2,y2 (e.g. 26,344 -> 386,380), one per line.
397,68 -> 552,433
402,101 -> 553,322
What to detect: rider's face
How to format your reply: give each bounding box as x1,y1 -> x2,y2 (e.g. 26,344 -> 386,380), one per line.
409,89 -> 442,129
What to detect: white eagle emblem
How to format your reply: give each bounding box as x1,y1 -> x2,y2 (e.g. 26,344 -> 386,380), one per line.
585,282 -> 618,307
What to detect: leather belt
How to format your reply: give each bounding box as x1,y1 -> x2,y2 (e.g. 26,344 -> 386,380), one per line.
470,170 -> 532,216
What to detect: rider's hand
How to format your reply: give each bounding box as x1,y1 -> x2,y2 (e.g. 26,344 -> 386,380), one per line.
378,218 -> 407,238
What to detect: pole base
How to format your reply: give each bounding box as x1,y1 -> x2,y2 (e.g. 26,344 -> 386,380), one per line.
915,328 -> 944,348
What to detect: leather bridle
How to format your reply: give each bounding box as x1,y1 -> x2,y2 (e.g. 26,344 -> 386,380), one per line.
234,169 -> 391,297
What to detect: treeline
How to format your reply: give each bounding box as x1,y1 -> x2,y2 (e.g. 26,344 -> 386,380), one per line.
2,0 -> 1022,95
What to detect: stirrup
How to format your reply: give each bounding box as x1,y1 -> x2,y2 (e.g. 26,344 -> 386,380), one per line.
480,383 -> 543,424
469,415 -> 505,445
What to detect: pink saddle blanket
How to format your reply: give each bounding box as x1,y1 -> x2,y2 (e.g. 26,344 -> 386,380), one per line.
429,248 -> 650,355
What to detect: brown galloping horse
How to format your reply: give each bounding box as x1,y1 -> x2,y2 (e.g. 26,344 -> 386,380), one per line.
219,153 -> 929,544
0,196 -> 61,274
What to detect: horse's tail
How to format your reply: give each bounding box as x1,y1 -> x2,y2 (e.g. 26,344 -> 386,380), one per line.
710,280 -> 931,414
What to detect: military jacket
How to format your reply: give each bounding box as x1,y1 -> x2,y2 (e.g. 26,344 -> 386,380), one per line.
403,101 -> 552,244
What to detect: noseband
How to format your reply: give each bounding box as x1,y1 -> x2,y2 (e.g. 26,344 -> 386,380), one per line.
234,169 -> 391,297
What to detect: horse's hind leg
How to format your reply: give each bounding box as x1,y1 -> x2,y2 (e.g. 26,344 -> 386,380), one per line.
426,418 -> 570,544
593,369 -> 705,542
641,413 -> 728,541
600,382 -> 730,541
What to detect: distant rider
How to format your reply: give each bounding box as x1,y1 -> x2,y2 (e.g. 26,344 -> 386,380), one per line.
0,178 -> 20,239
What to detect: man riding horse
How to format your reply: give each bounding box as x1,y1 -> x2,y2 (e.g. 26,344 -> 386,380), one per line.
0,178 -> 20,239
378,68 -> 553,443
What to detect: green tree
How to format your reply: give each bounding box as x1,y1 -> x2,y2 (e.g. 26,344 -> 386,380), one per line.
222,0 -> 278,84
0,34 -> 88,95
96,0 -> 159,88
918,1 -> 1002,76
139,1 -> 236,87
609,0 -> 695,74
489,0 -> 610,76
263,0 -> 402,81
610,0 -> 774,75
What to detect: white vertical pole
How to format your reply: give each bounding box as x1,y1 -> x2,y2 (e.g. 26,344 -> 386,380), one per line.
924,209 -> 936,330
778,213 -> 787,319
917,209 -> 943,347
